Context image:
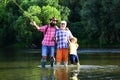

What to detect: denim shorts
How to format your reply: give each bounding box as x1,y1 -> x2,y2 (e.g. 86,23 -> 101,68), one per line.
42,45 -> 55,57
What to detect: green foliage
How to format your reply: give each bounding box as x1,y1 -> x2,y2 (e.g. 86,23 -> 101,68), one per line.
23,5 -> 41,24
0,0 -> 69,48
37,0 -> 59,7
28,5 -> 41,15
80,0 -> 120,48
0,0 -> 120,48
40,5 -> 61,24
59,0 -> 82,22
58,5 -> 70,21
0,29 -> 3,45
13,15 -> 42,48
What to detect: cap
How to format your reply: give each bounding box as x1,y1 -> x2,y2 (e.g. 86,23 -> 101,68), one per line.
61,20 -> 67,24
50,17 -> 58,22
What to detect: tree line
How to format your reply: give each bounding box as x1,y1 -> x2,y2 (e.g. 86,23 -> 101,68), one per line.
0,0 -> 120,48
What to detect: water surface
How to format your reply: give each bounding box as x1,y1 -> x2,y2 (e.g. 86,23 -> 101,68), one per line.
0,49 -> 120,80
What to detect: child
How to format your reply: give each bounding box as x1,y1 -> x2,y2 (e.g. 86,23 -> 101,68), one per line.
69,37 -> 80,67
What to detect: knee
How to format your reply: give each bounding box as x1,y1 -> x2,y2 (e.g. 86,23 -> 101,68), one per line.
42,56 -> 47,60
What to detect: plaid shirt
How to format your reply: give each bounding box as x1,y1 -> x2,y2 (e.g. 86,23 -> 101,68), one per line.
38,25 -> 56,46
56,29 -> 73,49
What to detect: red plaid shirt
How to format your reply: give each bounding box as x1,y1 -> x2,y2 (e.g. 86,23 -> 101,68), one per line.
38,25 -> 56,46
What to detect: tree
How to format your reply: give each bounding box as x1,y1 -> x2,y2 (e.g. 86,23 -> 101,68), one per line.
40,5 -> 61,24
0,0 -> 69,48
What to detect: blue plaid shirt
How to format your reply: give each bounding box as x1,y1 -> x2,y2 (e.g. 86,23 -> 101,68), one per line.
55,29 -> 73,49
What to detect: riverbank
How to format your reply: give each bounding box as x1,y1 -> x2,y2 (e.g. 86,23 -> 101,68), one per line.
77,48 -> 120,53
1,48 -> 120,54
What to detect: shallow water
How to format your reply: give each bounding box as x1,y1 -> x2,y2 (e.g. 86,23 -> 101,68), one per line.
0,49 -> 120,80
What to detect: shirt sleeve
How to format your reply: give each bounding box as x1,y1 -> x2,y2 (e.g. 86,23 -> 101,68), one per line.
68,30 -> 73,39
55,29 -> 59,41
38,25 -> 48,33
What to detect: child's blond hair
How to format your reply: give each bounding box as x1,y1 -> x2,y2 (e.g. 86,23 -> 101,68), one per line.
70,37 -> 77,43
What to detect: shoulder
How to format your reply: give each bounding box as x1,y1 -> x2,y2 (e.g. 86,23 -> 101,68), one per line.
41,25 -> 47,27
76,43 -> 79,47
55,26 -> 59,29
56,29 -> 61,32
66,29 -> 72,34
40,25 -> 48,28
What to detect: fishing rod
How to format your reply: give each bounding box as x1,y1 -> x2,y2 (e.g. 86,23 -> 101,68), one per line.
12,0 -> 57,21
12,0 -> 33,21
12,0 -> 24,12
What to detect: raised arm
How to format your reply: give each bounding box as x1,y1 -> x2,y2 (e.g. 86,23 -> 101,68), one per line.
30,21 -> 40,30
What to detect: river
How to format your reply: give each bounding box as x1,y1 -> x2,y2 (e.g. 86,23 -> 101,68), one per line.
0,49 -> 120,80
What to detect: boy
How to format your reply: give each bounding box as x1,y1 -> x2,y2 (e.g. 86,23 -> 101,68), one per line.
69,37 -> 80,67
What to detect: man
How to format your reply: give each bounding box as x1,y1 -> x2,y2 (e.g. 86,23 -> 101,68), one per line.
55,20 -> 73,67
30,17 -> 58,68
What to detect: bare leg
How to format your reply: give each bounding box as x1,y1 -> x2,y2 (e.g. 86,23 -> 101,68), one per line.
64,62 -> 68,67
50,56 -> 55,67
56,62 -> 60,67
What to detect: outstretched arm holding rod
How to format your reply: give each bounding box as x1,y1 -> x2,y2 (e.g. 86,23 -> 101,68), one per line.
30,21 -> 40,30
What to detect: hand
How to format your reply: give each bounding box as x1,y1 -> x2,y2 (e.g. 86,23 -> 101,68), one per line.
55,26 -> 59,29
30,21 -> 40,30
30,21 -> 36,26
65,27 -> 69,30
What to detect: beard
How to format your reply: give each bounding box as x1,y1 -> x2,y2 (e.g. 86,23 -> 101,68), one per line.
60,26 -> 66,30
50,23 -> 56,27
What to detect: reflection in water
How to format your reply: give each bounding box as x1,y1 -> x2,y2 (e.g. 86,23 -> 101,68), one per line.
70,71 -> 79,80
69,66 -> 80,80
41,68 -> 55,80
40,66 -> 80,80
55,66 -> 80,80
56,67 -> 68,80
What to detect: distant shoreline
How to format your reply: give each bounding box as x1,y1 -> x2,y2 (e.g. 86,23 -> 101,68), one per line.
77,49 -> 120,53
0,48 -> 120,54
15,48 -> 120,53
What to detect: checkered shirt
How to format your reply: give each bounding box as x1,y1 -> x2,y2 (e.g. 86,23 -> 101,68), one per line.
38,25 -> 56,46
55,29 -> 73,49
